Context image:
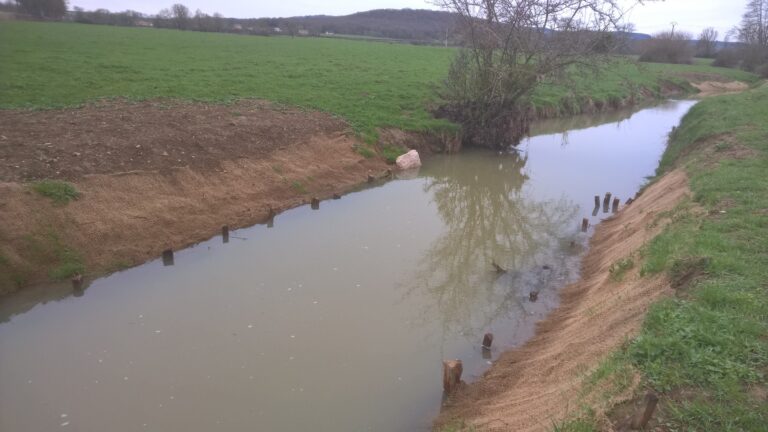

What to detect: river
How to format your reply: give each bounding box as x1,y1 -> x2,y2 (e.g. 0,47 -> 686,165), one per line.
0,100 -> 696,432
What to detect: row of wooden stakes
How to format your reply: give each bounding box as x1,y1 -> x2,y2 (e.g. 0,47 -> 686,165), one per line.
581,192 -> 636,232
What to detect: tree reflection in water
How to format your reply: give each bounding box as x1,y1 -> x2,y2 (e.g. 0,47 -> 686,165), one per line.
399,150 -> 581,339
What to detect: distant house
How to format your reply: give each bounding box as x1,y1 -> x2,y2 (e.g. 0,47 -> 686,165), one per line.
273,27 -> 281,33
232,24 -> 243,31
135,20 -> 153,27
298,29 -> 309,36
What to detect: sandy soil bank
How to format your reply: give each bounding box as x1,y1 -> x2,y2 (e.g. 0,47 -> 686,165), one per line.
691,80 -> 750,97
436,169 -> 692,431
0,100 -> 388,295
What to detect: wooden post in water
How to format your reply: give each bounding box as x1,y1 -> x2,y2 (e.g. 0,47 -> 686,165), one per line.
222,225 -> 230,243
442,360 -> 463,395
162,249 -> 174,266
612,197 -> 620,213
482,333 -> 494,349
631,392 -> 659,430
367,173 -> 375,183
603,192 -> 612,207
626,197 -> 634,205
581,218 -> 589,232
311,197 -> 320,210
71,273 -> 83,290
594,195 -> 600,208
481,333 -> 493,359
267,206 -> 275,228
332,193 -> 341,200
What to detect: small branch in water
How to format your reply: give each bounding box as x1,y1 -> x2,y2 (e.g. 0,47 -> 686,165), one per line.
491,261 -> 507,273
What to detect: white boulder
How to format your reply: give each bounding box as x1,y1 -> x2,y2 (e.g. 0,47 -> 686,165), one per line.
395,149 -> 421,170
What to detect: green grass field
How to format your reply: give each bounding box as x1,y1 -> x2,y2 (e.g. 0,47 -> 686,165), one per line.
559,85 -> 768,431
0,21 -> 756,141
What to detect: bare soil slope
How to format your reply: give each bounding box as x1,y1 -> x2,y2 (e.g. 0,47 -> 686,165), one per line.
0,101 -> 387,295
436,169 -> 692,431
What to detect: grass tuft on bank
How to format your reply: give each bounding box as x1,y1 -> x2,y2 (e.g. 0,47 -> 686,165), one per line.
30,179 -> 81,204
559,85 -> 768,430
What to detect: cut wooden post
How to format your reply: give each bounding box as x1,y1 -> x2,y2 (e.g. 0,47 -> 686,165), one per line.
267,206 -> 275,228
529,291 -> 539,302
162,249 -> 174,266
603,192 -> 612,207
626,197 -> 634,205
71,273 -> 84,290
311,197 -> 320,210
482,333 -> 494,350
631,392 -> 659,430
581,218 -> 589,232
442,360 -> 463,394
594,195 -> 600,208
332,193 -> 341,200
367,173 -> 375,183
222,225 -> 230,243
612,197 -> 620,213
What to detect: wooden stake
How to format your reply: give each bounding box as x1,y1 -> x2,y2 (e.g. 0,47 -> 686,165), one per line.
626,197 -> 634,205
631,392 -> 659,430
581,218 -> 589,232
482,333 -> 494,350
603,192 -> 612,207
529,291 -> 539,302
367,173 -> 375,183
162,249 -> 174,266
594,195 -> 600,208
71,273 -> 83,290
612,197 -> 620,213
442,360 -> 463,394
311,197 -> 320,210
222,225 -> 230,243
332,193 -> 341,200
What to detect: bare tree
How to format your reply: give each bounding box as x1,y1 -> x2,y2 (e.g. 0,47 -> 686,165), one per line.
432,0 -> 644,150
171,3 -> 190,30
738,0 -> 768,47
696,27 -> 719,58
734,0 -> 768,71
212,12 -> 225,32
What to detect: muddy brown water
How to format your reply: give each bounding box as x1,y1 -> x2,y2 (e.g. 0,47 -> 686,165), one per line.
0,100 -> 696,432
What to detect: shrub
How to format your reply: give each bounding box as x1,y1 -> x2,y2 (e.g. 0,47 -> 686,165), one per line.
639,31 -> 694,64
756,63 -> 768,78
713,49 -> 741,68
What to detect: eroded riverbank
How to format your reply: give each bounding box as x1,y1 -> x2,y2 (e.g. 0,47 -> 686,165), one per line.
435,169 -> 692,431
0,100 -> 390,294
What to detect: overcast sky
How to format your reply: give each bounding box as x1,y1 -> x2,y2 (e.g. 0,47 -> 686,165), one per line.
69,0 -> 746,39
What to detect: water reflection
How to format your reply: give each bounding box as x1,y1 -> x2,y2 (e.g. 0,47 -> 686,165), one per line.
400,151 -> 580,337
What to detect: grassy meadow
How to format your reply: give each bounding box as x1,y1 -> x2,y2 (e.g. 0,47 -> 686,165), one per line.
0,20 -> 757,142
560,85 -> 768,431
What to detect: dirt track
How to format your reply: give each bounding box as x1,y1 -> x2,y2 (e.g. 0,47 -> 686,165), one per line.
0,101 -> 388,294
436,169 -> 692,431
